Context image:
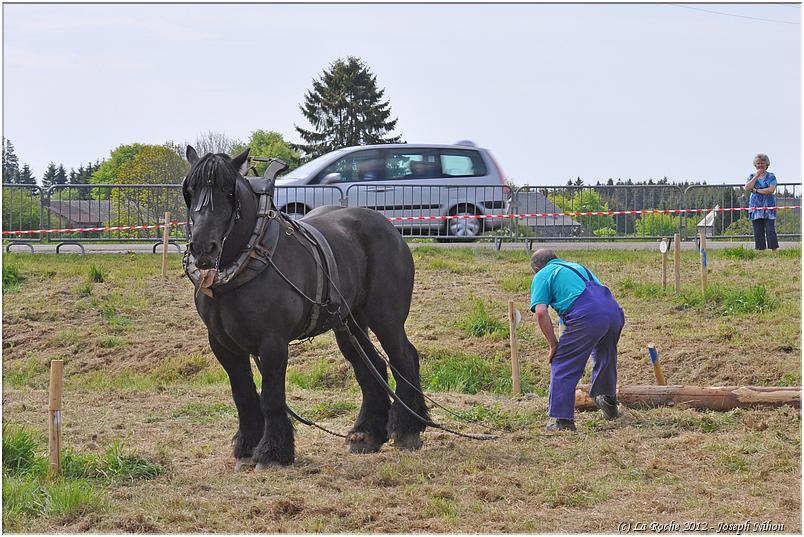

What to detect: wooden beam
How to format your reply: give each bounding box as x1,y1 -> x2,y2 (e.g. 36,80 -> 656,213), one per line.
576,384 -> 800,412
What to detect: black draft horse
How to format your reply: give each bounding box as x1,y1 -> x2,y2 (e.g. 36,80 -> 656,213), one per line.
182,146 -> 428,468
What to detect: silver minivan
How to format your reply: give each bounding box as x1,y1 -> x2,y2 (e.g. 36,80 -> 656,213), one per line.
273,141 -> 510,240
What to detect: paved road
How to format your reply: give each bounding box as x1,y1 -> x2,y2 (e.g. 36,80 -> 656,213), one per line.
5,239 -> 799,254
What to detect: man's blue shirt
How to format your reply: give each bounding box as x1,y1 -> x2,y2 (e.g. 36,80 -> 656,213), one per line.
529,258 -> 602,316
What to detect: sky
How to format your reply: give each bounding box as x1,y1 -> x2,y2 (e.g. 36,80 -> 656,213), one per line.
2,2 -> 801,187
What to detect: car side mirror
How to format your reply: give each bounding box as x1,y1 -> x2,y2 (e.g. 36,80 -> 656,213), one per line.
321,172 -> 342,185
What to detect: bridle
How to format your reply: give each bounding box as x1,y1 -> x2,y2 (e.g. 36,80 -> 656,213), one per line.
183,158 -> 289,298
184,172 -> 243,273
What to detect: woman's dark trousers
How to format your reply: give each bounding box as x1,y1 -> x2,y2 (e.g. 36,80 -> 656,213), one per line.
752,218 -> 779,250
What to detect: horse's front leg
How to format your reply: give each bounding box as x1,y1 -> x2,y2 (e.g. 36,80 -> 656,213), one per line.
253,338 -> 294,467
208,334 -> 263,469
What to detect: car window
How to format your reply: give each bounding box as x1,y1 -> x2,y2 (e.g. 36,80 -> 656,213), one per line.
439,150 -> 487,177
385,150 -> 440,180
282,150 -> 346,181
314,149 -> 384,183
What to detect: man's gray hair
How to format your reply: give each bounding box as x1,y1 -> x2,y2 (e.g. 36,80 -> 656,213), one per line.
530,248 -> 557,272
754,153 -> 770,167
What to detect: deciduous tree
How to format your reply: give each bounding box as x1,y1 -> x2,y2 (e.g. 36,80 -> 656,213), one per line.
246,130 -> 300,175
166,132 -> 246,160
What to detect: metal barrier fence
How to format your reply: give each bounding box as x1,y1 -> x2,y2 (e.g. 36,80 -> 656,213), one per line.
345,183 -> 512,239
513,184 -> 689,240
2,181 -> 800,249
2,184 -> 44,243
684,183 -> 801,240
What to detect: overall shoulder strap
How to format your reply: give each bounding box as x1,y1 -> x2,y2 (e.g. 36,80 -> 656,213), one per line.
554,262 -> 593,283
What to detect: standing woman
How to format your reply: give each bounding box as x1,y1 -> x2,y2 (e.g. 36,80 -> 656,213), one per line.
744,153 -> 779,251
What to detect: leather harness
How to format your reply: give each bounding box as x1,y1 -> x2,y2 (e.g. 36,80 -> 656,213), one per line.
183,161 -> 344,340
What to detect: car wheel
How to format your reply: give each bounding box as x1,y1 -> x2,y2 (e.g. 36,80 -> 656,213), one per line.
445,206 -> 481,242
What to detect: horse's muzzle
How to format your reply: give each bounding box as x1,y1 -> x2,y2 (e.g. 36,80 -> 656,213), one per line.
189,240 -> 220,269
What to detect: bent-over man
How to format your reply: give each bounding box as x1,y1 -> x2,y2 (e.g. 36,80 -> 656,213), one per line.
529,249 -> 625,431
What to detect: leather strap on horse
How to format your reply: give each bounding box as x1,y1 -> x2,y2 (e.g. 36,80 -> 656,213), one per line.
186,192 -> 346,342
294,220 -> 344,339
185,159 -> 290,298
184,193 -> 282,298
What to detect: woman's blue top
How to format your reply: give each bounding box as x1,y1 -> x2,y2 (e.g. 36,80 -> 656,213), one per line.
748,171 -> 777,220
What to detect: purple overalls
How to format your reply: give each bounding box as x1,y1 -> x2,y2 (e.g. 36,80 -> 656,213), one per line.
548,263 -> 625,421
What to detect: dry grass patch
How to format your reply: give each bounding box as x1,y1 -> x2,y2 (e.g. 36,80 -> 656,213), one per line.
1,248 -> 800,532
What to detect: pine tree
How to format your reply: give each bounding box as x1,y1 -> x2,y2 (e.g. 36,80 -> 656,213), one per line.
71,161 -> 96,199
41,162 -> 58,189
16,163 -> 36,185
3,138 -> 20,183
55,164 -> 68,185
294,57 -> 402,160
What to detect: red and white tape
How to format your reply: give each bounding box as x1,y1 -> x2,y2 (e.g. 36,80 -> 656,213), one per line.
1,222 -> 186,236
386,205 -> 799,221
2,206 -> 799,236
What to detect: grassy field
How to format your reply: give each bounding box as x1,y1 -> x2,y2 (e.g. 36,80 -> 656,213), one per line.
2,246 -> 800,533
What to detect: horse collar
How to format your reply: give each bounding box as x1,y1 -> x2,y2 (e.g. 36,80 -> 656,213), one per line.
184,186 -> 280,298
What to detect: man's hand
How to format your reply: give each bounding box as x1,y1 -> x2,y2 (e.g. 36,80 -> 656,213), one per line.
535,304 -> 559,364
548,344 -> 557,364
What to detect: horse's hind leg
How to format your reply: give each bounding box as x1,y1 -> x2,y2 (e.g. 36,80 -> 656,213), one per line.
334,322 -> 391,453
209,334 -> 263,469
372,326 -> 429,450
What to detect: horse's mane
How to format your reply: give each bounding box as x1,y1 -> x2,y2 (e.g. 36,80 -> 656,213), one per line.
186,153 -> 238,192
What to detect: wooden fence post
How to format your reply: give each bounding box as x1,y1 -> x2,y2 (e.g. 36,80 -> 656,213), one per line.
508,301 -> 521,396
161,212 -> 171,278
699,230 -> 707,294
673,232 -> 681,293
48,360 -> 64,475
648,343 -> 666,385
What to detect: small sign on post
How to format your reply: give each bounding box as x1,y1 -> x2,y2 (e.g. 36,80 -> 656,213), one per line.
48,360 -> 64,475
508,300 -> 521,396
162,212 -> 171,278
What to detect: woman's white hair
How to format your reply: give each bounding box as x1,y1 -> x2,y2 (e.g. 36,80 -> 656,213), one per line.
754,153 -> 770,167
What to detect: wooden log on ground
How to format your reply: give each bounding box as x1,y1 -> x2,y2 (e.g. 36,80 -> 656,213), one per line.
576,384 -> 800,412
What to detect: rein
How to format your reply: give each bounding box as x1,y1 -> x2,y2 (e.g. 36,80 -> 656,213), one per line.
277,232 -> 499,442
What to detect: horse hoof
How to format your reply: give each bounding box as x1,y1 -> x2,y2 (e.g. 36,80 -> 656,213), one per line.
393,434 -> 422,451
234,457 -> 255,472
346,431 -> 382,454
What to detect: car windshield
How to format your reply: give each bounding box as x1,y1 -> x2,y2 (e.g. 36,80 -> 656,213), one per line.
280,150 -> 347,180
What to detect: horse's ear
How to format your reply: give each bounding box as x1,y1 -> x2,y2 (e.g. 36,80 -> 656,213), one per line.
186,145 -> 199,165
231,148 -> 251,175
